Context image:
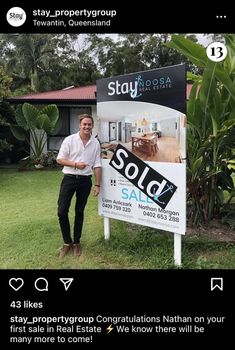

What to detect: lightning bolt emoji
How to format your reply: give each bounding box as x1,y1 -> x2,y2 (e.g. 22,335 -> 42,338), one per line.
106,324 -> 114,334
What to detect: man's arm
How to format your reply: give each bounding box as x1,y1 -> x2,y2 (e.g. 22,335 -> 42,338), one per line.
57,158 -> 74,167
93,167 -> 102,196
57,158 -> 88,169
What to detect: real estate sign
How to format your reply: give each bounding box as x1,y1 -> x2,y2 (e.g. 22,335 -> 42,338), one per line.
97,64 -> 186,234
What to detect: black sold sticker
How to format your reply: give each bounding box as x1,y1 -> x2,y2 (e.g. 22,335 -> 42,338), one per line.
110,144 -> 177,209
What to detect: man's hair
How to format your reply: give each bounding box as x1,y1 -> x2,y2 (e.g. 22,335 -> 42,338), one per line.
79,114 -> 94,126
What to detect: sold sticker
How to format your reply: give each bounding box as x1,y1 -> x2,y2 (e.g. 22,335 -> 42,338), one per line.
110,144 -> 177,209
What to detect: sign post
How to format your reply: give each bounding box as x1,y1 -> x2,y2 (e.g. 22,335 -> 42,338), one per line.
104,217 -> 110,240
174,233 -> 182,266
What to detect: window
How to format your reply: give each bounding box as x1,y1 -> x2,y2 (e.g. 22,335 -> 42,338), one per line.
54,108 -> 70,136
48,107 -> 70,151
152,122 -> 158,131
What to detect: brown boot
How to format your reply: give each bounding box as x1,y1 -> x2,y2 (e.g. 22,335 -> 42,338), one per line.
59,244 -> 72,258
73,244 -> 81,257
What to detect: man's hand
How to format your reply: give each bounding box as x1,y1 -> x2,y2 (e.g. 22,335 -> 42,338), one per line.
93,186 -> 100,196
76,162 -> 88,169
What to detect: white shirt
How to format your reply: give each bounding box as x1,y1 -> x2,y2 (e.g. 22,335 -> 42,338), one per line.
57,133 -> 101,175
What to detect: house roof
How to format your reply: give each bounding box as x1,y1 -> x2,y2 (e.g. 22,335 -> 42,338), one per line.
8,83 -> 193,104
8,85 -> 97,104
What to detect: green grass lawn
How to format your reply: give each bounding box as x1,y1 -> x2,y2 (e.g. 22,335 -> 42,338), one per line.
0,169 -> 235,269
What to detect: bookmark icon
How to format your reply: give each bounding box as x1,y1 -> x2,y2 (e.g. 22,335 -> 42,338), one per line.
211,277 -> 223,291
59,278 -> 74,291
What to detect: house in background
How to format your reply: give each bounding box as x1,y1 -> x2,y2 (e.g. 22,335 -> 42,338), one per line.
7,83 -> 192,154
8,85 -> 97,153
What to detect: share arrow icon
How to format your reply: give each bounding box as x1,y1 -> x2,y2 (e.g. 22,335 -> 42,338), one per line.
59,278 -> 74,291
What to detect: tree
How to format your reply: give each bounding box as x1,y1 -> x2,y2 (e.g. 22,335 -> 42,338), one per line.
0,65 -> 13,154
167,34 -> 235,224
0,33 -> 201,92
10,103 -> 59,161
86,34 -> 200,78
142,34 -> 201,74
0,34 -> 79,92
61,49 -> 102,87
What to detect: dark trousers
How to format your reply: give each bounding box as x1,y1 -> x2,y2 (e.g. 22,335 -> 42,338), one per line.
57,175 -> 92,244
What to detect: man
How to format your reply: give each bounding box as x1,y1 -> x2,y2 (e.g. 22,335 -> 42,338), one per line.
57,114 -> 101,258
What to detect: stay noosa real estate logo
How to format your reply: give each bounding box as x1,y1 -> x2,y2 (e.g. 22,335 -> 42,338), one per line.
108,73 -> 172,99
97,64 -> 185,112
6,7 -> 26,27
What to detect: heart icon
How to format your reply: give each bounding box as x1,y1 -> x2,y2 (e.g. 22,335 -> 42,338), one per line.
9,278 -> 24,291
